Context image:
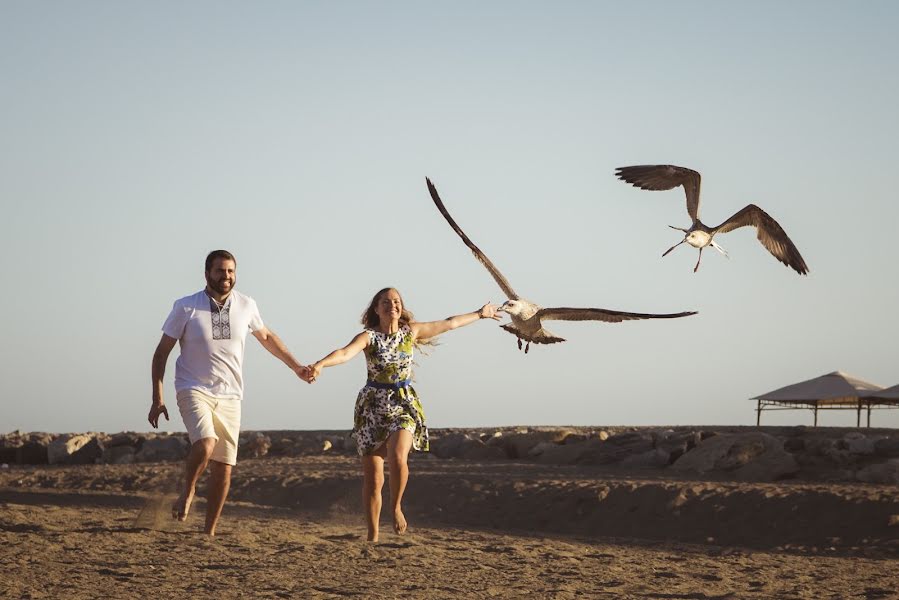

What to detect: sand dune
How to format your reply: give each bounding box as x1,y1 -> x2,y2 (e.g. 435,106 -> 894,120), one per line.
2,453 -> 898,598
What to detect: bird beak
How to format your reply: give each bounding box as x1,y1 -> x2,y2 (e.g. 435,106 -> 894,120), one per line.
668,225 -> 688,233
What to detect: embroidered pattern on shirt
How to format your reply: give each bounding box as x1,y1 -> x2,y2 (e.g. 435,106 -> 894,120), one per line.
209,298 -> 232,340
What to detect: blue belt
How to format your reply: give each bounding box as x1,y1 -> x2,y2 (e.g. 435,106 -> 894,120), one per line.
366,379 -> 412,390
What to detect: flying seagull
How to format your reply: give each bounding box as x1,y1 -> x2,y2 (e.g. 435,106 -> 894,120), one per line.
615,165 -> 809,275
426,177 -> 697,353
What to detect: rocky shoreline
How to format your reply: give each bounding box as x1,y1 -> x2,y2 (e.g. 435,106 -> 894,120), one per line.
3,425 -> 898,484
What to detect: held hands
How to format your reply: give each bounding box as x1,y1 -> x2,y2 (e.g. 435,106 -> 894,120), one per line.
294,364 -> 314,384
148,402 -> 169,428
478,302 -> 502,321
308,362 -> 323,383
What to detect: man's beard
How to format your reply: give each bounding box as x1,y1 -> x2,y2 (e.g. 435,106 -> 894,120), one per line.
206,275 -> 235,296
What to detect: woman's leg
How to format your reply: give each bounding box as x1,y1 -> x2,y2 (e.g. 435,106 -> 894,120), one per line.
386,429 -> 413,534
361,446 -> 387,542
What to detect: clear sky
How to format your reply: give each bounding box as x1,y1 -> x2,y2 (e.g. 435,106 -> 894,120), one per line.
2,1 -> 898,434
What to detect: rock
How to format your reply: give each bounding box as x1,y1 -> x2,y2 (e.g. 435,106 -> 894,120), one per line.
430,433 -> 474,458
495,431 -> 573,459
322,439 -> 333,452
856,460 -> 899,484
784,438 -> 806,452
621,448 -> 671,468
135,436 -> 188,462
101,446 -> 136,464
106,433 -> 141,448
671,432 -> 799,481
16,441 -> 48,465
533,441 -> 595,465
69,437 -> 104,465
653,431 -> 701,464
48,434 -> 93,465
527,442 -> 559,458
560,433 -> 588,445
804,438 -> 835,456
239,434 -> 271,459
0,447 -> 17,464
596,430 -> 610,441
578,432 -> 654,465
430,433 -> 505,460
874,437 -> 899,458
844,434 -> 876,456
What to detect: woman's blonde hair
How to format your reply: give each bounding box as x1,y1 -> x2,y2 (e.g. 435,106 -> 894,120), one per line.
361,287 -> 414,330
361,287 -> 435,350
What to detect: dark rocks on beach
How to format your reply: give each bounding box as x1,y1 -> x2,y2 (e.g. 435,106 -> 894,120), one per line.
239,434 -> 272,459
856,459 -> 899,484
672,432 -> 799,481
134,436 -> 188,462
431,433 -> 506,460
3,426 -> 899,485
106,432 -> 142,448
48,434 -> 94,465
101,445 -> 136,465
490,431 -> 573,459
874,437 -> 899,458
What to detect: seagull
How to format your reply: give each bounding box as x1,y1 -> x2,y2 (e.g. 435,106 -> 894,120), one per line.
615,165 -> 809,275
426,178 -> 697,353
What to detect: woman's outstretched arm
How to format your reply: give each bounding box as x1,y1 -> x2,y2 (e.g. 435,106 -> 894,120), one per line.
410,302 -> 500,341
309,331 -> 369,381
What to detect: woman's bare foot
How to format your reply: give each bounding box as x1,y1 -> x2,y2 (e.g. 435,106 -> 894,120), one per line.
172,489 -> 194,521
393,508 -> 407,535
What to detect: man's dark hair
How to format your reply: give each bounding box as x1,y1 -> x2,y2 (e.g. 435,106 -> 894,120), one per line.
205,250 -> 236,272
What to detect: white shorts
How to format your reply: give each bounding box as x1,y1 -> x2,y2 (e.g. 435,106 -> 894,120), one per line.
176,389 -> 241,466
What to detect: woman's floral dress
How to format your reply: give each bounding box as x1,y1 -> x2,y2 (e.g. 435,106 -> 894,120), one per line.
352,325 -> 428,456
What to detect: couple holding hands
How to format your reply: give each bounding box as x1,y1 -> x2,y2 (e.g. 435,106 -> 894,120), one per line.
149,250 -> 500,540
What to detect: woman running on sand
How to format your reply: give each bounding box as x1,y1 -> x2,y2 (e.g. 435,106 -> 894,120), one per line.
309,287 -> 500,542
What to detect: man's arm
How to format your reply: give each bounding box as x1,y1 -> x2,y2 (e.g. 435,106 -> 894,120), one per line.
149,334 -> 178,428
252,326 -> 310,382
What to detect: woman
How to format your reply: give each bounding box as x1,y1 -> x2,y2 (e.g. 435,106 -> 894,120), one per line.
309,287 -> 500,542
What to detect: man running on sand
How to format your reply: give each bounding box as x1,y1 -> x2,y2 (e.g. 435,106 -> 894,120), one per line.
148,249 -> 310,536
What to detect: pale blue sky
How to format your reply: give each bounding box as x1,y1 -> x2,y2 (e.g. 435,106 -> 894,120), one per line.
2,1 -> 898,434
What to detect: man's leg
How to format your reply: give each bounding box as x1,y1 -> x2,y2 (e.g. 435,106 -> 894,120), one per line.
173,437 -> 216,521
386,430 -> 413,535
204,459 -> 232,536
361,448 -> 386,542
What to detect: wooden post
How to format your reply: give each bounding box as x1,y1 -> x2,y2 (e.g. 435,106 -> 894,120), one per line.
813,404 -> 818,427
867,403 -> 872,428
857,399 -> 862,428
756,399 -> 761,426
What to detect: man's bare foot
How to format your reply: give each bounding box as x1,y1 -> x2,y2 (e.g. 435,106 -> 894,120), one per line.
393,508 -> 407,535
172,490 -> 193,521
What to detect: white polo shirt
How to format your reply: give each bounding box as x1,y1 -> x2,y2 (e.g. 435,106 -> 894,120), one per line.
162,289 -> 264,400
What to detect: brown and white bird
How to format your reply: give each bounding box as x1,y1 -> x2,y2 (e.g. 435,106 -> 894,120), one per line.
426,178 -> 697,353
615,165 -> 809,275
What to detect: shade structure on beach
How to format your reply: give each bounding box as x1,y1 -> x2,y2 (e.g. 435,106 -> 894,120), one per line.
863,383 -> 899,402
750,371 -> 896,427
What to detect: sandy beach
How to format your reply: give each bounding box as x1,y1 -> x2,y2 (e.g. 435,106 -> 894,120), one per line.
2,443 -> 898,599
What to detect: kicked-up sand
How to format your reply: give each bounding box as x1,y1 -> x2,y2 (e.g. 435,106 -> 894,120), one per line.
1,454 -> 898,599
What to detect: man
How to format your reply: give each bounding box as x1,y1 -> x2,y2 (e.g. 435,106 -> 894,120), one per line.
148,249 -> 309,536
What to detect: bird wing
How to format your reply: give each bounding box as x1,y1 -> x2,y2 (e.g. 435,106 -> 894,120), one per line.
536,307 -> 697,323
711,204 -> 809,275
615,164 -> 702,222
426,178 -> 520,300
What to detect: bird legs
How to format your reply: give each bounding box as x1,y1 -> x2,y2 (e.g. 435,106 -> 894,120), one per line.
516,338 -> 531,354
694,240 -> 727,273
